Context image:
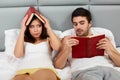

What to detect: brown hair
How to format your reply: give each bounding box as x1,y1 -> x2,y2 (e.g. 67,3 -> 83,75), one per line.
24,15 -> 48,43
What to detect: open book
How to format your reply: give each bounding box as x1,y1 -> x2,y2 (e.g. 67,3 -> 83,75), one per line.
72,34 -> 105,58
25,6 -> 45,26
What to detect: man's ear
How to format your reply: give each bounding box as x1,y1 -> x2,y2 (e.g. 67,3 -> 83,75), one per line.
89,21 -> 92,28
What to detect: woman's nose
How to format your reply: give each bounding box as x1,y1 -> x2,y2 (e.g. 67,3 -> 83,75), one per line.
34,27 -> 38,31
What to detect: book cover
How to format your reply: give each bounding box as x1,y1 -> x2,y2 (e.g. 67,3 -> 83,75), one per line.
25,6 -> 45,26
72,34 -> 105,58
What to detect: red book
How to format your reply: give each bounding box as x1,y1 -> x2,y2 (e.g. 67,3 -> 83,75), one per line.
25,6 -> 46,26
72,34 -> 105,58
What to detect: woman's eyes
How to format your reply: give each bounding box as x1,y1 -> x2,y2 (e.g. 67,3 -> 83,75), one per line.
29,25 -> 34,28
30,25 -> 42,28
37,24 -> 42,27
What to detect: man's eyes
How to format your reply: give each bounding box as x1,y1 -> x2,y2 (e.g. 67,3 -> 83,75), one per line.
73,22 -> 84,26
80,22 -> 84,25
73,23 -> 77,26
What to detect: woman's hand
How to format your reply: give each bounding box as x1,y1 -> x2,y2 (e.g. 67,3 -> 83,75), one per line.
40,14 -> 51,30
21,15 -> 28,31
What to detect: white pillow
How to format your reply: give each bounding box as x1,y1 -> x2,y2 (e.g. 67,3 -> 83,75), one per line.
4,29 -> 20,56
4,28 -> 62,56
53,30 -> 63,39
117,47 -> 120,53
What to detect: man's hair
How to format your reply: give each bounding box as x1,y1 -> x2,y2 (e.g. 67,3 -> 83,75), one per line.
71,7 -> 92,23
24,15 -> 48,43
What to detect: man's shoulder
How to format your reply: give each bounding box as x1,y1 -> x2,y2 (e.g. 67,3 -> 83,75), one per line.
91,27 -> 113,34
63,28 -> 74,33
91,27 -> 110,31
62,28 -> 75,37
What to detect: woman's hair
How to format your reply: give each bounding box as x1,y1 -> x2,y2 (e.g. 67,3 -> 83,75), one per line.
71,7 -> 92,23
24,15 -> 48,43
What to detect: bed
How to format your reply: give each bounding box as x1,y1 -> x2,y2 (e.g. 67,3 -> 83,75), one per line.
0,0 -> 120,80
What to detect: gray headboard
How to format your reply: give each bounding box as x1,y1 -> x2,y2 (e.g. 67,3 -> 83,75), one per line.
0,0 -> 120,51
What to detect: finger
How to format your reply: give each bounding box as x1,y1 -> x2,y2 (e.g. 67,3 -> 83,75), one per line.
69,42 -> 79,47
68,40 -> 79,47
69,39 -> 79,44
98,38 -> 106,42
96,44 -> 106,50
105,37 -> 110,41
99,37 -> 109,43
22,15 -> 28,25
96,41 -> 106,46
24,15 -> 28,21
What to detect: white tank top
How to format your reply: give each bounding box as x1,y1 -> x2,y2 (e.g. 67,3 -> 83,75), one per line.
18,41 -> 54,70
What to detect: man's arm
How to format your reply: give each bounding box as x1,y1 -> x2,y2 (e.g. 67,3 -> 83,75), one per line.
97,37 -> 120,67
53,36 -> 79,69
107,47 -> 120,67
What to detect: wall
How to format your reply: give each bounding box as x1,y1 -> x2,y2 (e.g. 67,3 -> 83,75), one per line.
0,0 -> 120,51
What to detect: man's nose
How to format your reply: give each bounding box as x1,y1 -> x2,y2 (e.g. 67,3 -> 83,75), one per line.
76,24 -> 81,29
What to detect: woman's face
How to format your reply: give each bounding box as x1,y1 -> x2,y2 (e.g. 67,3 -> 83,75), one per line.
29,19 -> 42,39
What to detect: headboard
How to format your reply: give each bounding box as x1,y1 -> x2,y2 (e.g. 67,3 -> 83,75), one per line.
0,0 -> 120,51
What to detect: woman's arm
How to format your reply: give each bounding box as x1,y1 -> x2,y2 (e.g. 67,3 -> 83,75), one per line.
40,15 -> 61,51
14,15 -> 28,58
47,27 -> 61,51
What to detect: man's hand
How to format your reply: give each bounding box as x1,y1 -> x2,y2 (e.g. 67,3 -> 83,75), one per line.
96,37 -> 115,53
62,35 -> 79,51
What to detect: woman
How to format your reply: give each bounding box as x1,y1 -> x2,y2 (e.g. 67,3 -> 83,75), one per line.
13,14 -> 61,80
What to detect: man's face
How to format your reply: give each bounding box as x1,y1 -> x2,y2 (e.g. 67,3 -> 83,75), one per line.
72,16 -> 92,37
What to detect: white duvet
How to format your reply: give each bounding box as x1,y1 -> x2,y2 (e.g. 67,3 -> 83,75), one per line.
1,29 -> 71,80
1,48 -> 120,80
0,52 -> 71,80
71,48 -> 120,73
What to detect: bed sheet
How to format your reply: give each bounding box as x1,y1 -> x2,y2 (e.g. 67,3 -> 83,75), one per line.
0,52 -> 71,80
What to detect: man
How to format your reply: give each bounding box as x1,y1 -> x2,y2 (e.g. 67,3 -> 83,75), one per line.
54,8 -> 120,80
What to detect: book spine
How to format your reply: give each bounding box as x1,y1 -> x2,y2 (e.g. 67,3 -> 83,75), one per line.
87,38 -> 91,57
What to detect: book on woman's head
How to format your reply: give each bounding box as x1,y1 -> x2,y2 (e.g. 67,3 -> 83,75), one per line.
25,6 -> 45,26
72,34 -> 105,58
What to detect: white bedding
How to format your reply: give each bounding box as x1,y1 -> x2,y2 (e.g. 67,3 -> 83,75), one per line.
71,47 -> 120,73
0,52 -> 71,80
1,48 -> 120,80
0,29 -> 71,80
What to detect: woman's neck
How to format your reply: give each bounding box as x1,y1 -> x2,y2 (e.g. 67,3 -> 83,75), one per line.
34,39 -> 47,44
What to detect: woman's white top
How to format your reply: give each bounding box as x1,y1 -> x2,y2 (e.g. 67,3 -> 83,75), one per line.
18,41 -> 54,70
